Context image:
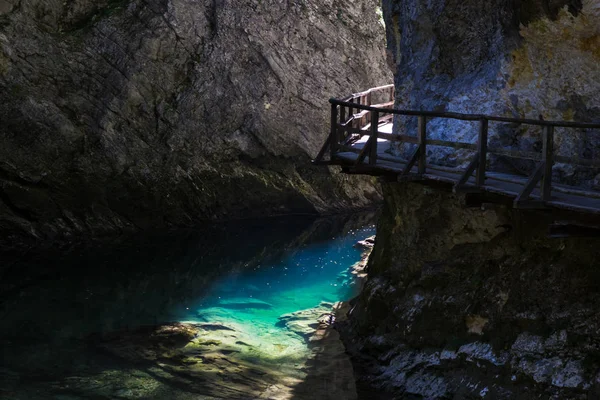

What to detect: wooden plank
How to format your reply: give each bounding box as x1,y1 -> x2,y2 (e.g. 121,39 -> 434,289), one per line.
514,161 -> 545,206
371,101 -> 395,109
542,126 -> 554,201
350,84 -> 396,99
477,118 -> 488,186
454,184 -> 482,194
398,175 -> 424,182
375,132 -> 419,144
355,136 -> 373,165
369,110 -> 379,166
454,153 -> 479,190
314,133 -> 332,163
348,98 -> 354,127
426,139 -> 477,150
339,105 -> 347,140
418,116 -> 427,174
514,199 -> 547,209
488,147 -> 542,161
554,155 -> 600,168
338,144 -> 361,154
403,146 -> 421,175
330,103 -> 339,157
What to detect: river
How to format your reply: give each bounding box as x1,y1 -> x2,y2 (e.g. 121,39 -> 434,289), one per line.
0,213 -> 375,399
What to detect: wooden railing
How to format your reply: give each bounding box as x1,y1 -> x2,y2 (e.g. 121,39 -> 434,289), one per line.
314,86 -> 600,207
318,84 -> 395,163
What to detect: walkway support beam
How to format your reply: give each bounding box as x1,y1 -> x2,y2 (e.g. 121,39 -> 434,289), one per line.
477,118 -> 488,187
369,111 -> 379,166
330,103 -> 339,158
542,125 -> 554,201
418,116 -> 427,174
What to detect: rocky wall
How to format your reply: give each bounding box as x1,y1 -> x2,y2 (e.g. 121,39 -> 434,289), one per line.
0,0 -> 390,248
383,0 -> 600,187
341,182 -> 600,399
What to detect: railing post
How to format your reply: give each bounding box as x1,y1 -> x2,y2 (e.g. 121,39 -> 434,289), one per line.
366,93 -> 372,125
339,105 -> 346,141
369,110 -> 379,165
330,103 -> 339,158
418,116 -> 427,174
349,98 -> 356,132
541,125 -> 554,201
476,118 -> 488,187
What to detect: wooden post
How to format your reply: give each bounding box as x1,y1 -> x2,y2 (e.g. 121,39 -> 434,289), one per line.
369,110 -> 379,165
418,116 -> 427,174
476,118 -> 488,187
349,98 -> 355,132
330,103 -> 339,158
541,125 -> 554,201
339,105 -> 346,142
366,93 -> 372,125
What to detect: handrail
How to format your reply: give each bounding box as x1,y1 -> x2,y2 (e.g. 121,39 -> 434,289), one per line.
329,98 -> 600,129
348,84 -> 395,99
314,85 -> 600,211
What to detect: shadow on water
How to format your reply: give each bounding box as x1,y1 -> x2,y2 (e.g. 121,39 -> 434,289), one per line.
0,211 -> 377,399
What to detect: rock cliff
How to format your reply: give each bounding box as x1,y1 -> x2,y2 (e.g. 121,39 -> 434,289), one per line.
0,0 -> 389,247
341,182 -> 600,399
383,0 -> 600,186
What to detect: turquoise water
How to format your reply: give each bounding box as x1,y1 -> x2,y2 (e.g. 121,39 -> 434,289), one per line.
175,225 -> 375,356
0,215 -> 375,398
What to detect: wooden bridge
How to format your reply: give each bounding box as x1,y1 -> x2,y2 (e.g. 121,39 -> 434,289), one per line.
314,84 -> 600,234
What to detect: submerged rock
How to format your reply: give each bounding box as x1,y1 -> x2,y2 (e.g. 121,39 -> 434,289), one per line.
7,301 -> 358,399
216,297 -> 274,310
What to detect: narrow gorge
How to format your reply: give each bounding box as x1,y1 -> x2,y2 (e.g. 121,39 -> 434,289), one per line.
2,0 -> 600,399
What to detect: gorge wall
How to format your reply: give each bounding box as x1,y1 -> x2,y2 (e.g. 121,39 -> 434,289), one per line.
342,182 -> 600,399
0,0 -> 389,248
337,2 -> 600,398
383,0 -> 600,187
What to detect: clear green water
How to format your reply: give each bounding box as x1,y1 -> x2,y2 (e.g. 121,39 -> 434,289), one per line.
181,226 -> 372,321
174,225 -> 375,358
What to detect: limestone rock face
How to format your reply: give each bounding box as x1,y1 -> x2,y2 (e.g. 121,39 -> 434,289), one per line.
0,0 -> 389,246
340,182 -> 600,399
383,0 -> 600,184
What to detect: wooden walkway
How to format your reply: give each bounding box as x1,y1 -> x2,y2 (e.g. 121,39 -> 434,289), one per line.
314,84 -> 600,219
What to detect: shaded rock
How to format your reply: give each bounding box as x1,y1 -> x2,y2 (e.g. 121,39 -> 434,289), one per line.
340,182 -> 600,398
354,235 -> 376,250
277,304 -> 333,339
511,333 -> 545,355
0,0 -> 389,247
